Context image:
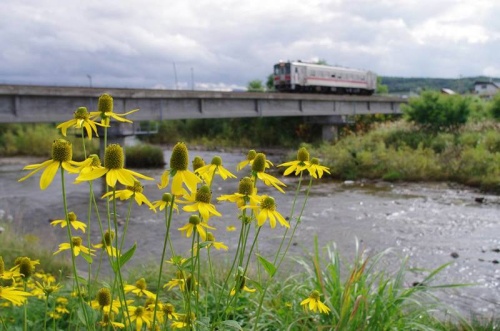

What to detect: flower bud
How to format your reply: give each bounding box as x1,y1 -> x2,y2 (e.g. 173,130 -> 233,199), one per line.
52,139 -> 73,162
98,94 -> 113,114
195,185 -> 211,203
170,142 -> 189,171
238,177 -> 254,196
297,147 -> 310,162
104,144 -> 124,169
97,287 -> 111,307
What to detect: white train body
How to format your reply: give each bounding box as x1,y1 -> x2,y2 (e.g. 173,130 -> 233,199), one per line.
273,61 -> 377,95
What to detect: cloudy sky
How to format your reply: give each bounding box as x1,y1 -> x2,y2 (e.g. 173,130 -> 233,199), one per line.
1,0 -> 499,90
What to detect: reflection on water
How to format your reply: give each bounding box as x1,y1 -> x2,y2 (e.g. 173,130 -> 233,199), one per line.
1,151 -> 500,316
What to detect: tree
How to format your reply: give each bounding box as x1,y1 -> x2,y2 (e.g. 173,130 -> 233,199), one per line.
247,80 -> 265,92
266,74 -> 275,91
489,93 -> 500,120
402,91 -> 471,132
376,77 -> 389,94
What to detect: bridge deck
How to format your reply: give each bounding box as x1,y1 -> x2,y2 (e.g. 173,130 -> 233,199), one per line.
0,84 -> 405,123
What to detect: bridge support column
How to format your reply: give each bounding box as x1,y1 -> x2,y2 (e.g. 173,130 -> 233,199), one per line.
309,115 -> 349,143
322,124 -> 339,142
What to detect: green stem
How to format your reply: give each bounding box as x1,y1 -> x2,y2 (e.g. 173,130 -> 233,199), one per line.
152,197 -> 176,330
60,167 -> 92,329
23,281 -> 27,331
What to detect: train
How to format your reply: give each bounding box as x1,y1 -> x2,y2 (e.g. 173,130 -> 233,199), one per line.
273,61 -> 377,95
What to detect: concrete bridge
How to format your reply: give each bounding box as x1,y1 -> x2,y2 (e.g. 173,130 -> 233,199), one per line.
0,84 -> 406,141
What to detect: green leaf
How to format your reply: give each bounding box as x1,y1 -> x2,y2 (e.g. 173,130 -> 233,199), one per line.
119,243 -> 137,267
80,251 -> 93,264
220,320 -> 243,330
111,243 -> 137,272
256,254 -> 277,277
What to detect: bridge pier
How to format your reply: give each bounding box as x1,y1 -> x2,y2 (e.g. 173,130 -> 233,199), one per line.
309,115 -> 351,142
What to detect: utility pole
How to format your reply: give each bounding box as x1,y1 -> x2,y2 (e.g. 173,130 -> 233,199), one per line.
173,62 -> 179,90
191,67 -> 194,90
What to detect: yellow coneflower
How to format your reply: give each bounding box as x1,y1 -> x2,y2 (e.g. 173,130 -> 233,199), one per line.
307,157 -> 331,179
243,195 -> 289,229
0,286 -> 32,306
195,155 -> 236,185
278,147 -> 311,176
151,193 -> 179,213
102,180 -> 155,210
217,177 -> 261,209
158,142 -> 201,195
252,153 -> 286,193
50,211 -> 87,233
237,149 -> 273,171
89,93 -> 139,126
180,185 -> 221,221
53,236 -> 95,257
300,290 -> 331,314
57,106 -> 102,140
178,215 -> 215,241
19,139 -> 90,190
76,144 -> 153,188
128,305 -> 153,331
124,278 -> 156,299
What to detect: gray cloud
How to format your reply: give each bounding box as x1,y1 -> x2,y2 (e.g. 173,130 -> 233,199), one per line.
0,0 -> 499,89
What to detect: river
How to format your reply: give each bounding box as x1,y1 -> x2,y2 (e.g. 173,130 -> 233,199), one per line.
1,148 -> 499,317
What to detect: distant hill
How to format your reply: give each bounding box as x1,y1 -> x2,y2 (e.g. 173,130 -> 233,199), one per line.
380,76 -> 500,94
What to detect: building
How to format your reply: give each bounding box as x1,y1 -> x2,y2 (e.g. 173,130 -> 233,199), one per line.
474,81 -> 500,98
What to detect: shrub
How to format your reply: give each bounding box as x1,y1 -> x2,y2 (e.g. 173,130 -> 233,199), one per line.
403,91 -> 471,132
125,144 -> 166,168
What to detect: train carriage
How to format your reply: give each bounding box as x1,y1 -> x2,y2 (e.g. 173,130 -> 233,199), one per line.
273,61 -> 377,95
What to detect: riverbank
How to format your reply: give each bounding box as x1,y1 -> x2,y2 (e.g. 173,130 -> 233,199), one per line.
2,149 -> 500,318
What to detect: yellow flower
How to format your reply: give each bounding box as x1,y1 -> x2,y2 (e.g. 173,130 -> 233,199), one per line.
195,155 -> 236,185
124,278 -> 156,299
102,180 -> 155,210
226,226 -> 237,232
0,256 -> 20,280
237,149 -> 272,171
230,275 -> 256,296
217,177 -> 260,209
50,211 -> 87,233
278,147 -> 310,176
180,185 -> 221,221
12,256 -> 39,280
300,290 -> 331,314
93,230 -> 120,257
171,313 -> 195,329
0,286 -> 32,306
19,139 -> 90,190
33,277 -> 62,299
89,93 -> 138,126
56,106 -> 102,140
244,196 -> 289,229
54,237 -> 95,257
307,157 -> 331,179
98,312 -> 125,329
161,302 -> 180,321
151,193 -> 179,213
252,153 -> 286,193
76,144 -> 153,188
89,288 -> 120,315
74,154 -> 105,183
128,305 -> 153,331
206,232 -> 228,251
178,215 -> 215,241
158,142 -> 201,195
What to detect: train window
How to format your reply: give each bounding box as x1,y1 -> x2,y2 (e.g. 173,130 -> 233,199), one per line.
295,68 -> 298,73
332,74 -> 336,78
311,70 -> 316,76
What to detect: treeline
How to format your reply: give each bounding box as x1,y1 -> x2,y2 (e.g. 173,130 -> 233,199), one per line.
380,76 -> 499,94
